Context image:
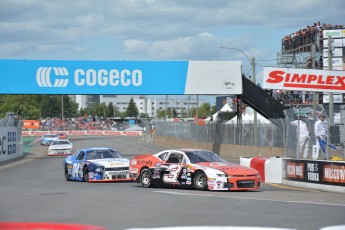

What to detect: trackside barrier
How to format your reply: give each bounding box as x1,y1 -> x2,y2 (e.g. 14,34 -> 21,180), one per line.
0,222 -> 106,230
284,158 -> 345,193
0,127 -> 24,163
22,130 -> 143,137
240,156 -> 283,183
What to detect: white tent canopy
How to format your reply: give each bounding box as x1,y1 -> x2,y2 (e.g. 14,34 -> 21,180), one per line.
225,107 -> 272,124
205,103 -> 272,124
204,103 -> 234,122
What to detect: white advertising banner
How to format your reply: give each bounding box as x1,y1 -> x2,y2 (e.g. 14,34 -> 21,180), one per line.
184,61 -> 242,94
263,67 -> 345,93
322,93 -> 343,103
323,30 -> 343,38
323,38 -> 343,47
323,47 -> 343,58
323,57 -> 343,67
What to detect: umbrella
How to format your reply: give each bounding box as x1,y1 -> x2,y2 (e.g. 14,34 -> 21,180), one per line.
318,139 -> 337,153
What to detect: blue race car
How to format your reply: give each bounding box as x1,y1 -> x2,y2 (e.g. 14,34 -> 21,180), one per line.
40,134 -> 60,145
63,147 -> 132,182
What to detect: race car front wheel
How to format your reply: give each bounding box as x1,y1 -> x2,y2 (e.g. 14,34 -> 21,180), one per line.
64,165 -> 70,181
140,168 -> 153,188
83,167 -> 89,182
194,171 -> 208,190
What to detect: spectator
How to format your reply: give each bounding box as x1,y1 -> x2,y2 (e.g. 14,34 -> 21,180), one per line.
289,116 -> 310,159
314,114 -> 328,160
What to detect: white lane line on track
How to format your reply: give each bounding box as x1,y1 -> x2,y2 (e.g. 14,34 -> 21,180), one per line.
153,190 -> 345,207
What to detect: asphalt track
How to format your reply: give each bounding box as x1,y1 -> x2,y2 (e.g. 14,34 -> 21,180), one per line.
0,136 -> 344,230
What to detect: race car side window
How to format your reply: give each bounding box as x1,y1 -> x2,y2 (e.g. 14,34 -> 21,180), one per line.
166,153 -> 183,163
76,151 -> 85,160
158,151 -> 169,160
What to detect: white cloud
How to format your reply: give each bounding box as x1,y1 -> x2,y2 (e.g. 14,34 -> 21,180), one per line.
0,0 -> 344,64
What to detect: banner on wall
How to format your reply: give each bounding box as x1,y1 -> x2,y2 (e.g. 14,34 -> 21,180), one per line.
285,159 -> 345,187
0,60 -> 242,95
23,120 -> 41,129
263,67 -> 345,93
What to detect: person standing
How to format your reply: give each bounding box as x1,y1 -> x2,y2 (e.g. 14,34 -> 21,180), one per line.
289,117 -> 310,159
314,114 -> 328,160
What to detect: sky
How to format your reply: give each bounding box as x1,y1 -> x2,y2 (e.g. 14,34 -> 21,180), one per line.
0,0 -> 344,104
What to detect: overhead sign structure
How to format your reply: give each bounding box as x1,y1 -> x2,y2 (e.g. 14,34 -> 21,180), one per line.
0,60 -> 242,95
263,67 -> 345,93
322,29 -> 345,71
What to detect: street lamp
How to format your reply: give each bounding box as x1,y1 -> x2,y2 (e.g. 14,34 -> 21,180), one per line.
220,46 -> 255,83
220,46 -> 258,145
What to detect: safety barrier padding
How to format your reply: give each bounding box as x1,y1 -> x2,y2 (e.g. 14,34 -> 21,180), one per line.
240,156 -> 283,183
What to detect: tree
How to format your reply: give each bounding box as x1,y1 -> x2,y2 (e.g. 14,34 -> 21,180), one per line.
125,97 -> 139,118
198,102 -> 212,118
156,109 -> 166,118
0,95 -> 41,119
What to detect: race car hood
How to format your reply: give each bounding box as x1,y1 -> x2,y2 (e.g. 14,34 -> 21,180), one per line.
87,158 -> 129,168
196,162 -> 258,175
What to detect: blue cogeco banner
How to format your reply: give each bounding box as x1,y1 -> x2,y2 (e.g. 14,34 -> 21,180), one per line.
0,60 -> 242,95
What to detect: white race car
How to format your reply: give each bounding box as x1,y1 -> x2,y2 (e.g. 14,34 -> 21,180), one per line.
48,139 -> 73,156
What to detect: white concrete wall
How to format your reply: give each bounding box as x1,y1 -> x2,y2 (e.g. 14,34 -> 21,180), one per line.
0,127 -> 23,163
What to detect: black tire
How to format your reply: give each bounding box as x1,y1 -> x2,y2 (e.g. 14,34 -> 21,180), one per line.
194,171 -> 208,190
140,168 -> 153,188
64,165 -> 70,181
83,167 -> 89,182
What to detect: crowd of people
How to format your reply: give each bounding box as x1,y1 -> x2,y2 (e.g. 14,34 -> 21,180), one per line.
281,22 -> 344,52
34,117 -> 122,131
265,89 -> 315,105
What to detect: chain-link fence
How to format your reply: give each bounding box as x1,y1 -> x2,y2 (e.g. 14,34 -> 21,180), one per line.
151,105 -> 345,160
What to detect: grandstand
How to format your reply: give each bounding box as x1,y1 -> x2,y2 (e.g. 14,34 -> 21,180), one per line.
278,22 -> 344,70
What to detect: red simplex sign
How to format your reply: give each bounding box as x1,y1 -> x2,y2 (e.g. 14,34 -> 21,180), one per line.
263,67 -> 345,93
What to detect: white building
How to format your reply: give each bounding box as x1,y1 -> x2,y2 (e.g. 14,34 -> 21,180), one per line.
73,95 -> 204,118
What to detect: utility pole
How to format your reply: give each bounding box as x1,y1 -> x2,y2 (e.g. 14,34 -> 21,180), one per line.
328,36 -> 334,127
311,44 -> 318,121
196,95 -> 199,121
252,57 -> 257,146
328,36 -> 334,153
61,95 -> 64,120
165,95 -> 168,121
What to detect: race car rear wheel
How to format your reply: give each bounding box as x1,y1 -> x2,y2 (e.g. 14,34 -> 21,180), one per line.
64,165 -> 70,181
140,168 -> 153,188
194,171 -> 208,190
83,167 -> 89,182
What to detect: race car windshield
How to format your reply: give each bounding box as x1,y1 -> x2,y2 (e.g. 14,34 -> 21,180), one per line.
186,150 -> 226,163
52,140 -> 70,145
86,150 -> 123,160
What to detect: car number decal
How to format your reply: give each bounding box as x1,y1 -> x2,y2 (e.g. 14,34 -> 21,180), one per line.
72,163 -> 81,178
163,165 -> 182,183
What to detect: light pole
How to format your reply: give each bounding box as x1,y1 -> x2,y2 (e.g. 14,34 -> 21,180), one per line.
220,46 -> 258,145
61,95 -> 64,120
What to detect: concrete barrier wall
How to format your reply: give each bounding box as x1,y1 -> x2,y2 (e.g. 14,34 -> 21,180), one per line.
0,127 -> 23,163
240,156 -> 283,183
154,135 -> 285,160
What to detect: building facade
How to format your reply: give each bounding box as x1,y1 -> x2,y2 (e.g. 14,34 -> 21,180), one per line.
73,95 -> 205,118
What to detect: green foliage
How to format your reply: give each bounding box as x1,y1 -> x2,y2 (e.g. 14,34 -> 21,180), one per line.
0,95 -> 79,119
125,97 -> 139,117
156,109 -> 166,118
0,95 -> 41,119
